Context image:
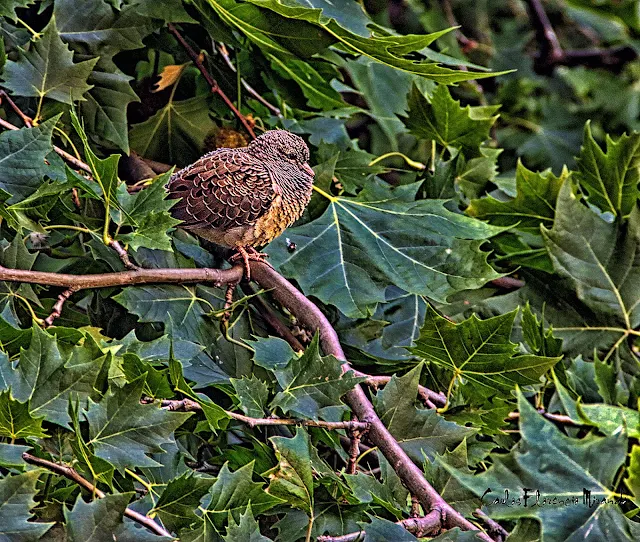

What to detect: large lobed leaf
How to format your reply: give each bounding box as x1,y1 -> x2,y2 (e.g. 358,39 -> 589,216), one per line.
268,181 -> 503,318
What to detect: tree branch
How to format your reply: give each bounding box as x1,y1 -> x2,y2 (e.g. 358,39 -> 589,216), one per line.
525,0 -> 564,64
152,398 -> 369,431
474,509 -> 509,542
0,116 -> 92,174
249,262 -> 493,541
44,288 -> 75,327
317,510 -> 442,542
22,453 -> 173,538
0,264 -> 244,290
167,24 -> 256,139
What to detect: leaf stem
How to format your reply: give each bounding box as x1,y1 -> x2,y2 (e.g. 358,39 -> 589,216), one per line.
368,152 -> 426,170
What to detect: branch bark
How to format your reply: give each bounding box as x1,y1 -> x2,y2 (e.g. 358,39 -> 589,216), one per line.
22,453 -> 172,538
249,262 -> 492,541
167,24 -> 256,139
317,509 -> 442,542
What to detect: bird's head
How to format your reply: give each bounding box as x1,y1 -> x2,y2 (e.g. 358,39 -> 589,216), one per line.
248,130 -> 314,178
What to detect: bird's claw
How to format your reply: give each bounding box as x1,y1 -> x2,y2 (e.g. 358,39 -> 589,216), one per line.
229,247 -> 273,281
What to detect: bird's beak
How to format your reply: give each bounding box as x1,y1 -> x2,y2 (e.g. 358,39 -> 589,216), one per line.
303,163 -> 315,178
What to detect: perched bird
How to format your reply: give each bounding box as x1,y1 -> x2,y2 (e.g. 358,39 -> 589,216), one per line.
167,130 -> 315,279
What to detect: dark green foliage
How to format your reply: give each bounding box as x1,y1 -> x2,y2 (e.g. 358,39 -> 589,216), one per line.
0,0 -> 639,540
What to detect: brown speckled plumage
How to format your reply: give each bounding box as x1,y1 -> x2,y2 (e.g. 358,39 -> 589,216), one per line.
167,130 -> 314,268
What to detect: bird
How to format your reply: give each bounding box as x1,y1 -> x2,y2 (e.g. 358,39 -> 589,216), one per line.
166,130 -> 315,280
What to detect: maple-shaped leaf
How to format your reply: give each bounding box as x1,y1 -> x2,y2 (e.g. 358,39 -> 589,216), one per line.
84,375 -> 192,469
541,182 -> 640,349
0,116 -> 64,203
230,374 -> 270,418
575,122 -> 640,220
267,429 -> 314,516
411,306 -> 561,402
2,16 -> 97,105
0,325 -> 107,427
0,390 -> 46,440
0,1 -> 35,21
150,473 -> 215,533
443,391 -> 631,542
129,96 -> 216,166
0,470 -> 53,540
223,502 -> 273,542
401,84 -> 499,155
467,161 -> 566,235
114,171 -> 180,251
267,181 -> 503,318
373,364 -> 475,464
269,334 -> 364,420
201,461 -> 283,531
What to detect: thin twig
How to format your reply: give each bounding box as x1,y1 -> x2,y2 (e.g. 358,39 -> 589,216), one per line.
240,282 -> 304,352
152,398 -> 370,431
44,288 -> 75,327
317,510 -> 442,542
108,240 -> 139,270
491,277 -> 525,290
216,43 -> 283,117
0,89 -> 33,126
22,453 -> 173,538
525,0 -> 564,63
507,409 -> 579,426
358,372 -> 447,408
167,24 -> 256,139
473,509 -> 509,542
0,117 -> 93,174
346,415 -> 363,475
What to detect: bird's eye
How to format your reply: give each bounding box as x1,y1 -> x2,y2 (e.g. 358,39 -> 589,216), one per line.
286,151 -> 297,160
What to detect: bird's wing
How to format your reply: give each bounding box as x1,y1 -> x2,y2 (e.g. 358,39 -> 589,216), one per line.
167,149 -> 277,230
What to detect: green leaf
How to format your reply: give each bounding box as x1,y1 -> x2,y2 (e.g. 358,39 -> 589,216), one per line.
0,325 -> 106,427
127,0 -> 198,23
269,334 -> 364,420
151,473 -> 215,533
0,116 -> 64,203
129,96 -> 217,166
65,492 -> 133,542
115,172 -> 180,251
70,109 -> 120,232
467,161 -> 566,235
2,17 -> 98,105
521,303 -> 563,357
230,374 -> 270,418
411,306 -> 561,402
374,364 -> 476,463
442,391 -> 628,542
575,122 -> 640,219
85,375 -> 192,468
0,471 -> 53,540
267,429 -> 314,515
267,181 -> 503,318
542,182 -> 640,344
357,516 -> 418,541
223,502 -> 272,541
202,461 -> 283,531
401,84 -> 499,154
0,390 -> 46,440
79,57 -> 139,153
246,0 -> 502,83
0,1 -> 36,21
268,54 -> 344,110
54,0 -> 154,57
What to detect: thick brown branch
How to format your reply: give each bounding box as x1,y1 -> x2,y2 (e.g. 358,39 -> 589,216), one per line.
153,398 -> 369,430
22,453 -> 172,538
0,264 -> 244,290
474,509 -> 509,542
249,262 -> 492,541
317,510 -> 441,542
167,24 -> 256,139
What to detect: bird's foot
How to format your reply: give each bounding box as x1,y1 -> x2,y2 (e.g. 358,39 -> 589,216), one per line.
229,246 -> 273,281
